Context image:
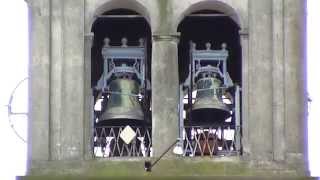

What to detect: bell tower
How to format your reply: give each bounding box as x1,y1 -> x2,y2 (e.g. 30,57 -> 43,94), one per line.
25,0 -> 308,177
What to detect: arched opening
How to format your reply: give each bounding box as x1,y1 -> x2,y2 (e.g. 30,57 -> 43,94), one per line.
178,10 -> 241,84
177,9 -> 242,157
91,9 -> 151,88
91,8 -> 152,158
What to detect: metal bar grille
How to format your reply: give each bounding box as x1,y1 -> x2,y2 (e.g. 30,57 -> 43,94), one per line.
93,125 -> 240,158
182,125 -> 240,157
93,126 -> 151,158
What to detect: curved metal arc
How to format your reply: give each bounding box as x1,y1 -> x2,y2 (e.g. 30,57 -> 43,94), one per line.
6,77 -> 29,143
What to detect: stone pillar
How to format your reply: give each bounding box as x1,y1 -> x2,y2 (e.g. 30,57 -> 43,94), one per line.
284,0 -> 307,170
239,28 -> 250,156
151,34 -> 180,157
56,0 -> 85,160
27,0 -> 51,163
248,0 -> 273,160
83,32 -> 94,159
28,0 -> 86,164
50,0 -> 64,161
272,0 -> 285,161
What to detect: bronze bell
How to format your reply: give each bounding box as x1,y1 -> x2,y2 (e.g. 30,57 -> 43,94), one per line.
192,75 -> 231,125
99,78 -> 145,126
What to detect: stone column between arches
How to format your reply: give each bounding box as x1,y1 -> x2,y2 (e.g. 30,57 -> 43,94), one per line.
151,34 -> 180,157
83,33 -> 94,160
240,28 -> 249,157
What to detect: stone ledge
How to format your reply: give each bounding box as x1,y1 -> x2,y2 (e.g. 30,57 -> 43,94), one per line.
18,176 -> 316,180
27,157 -> 308,177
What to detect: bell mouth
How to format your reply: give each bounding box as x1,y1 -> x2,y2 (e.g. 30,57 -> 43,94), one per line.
191,108 -> 231,126
102,111 -> 144,121
98,107 -> 147,126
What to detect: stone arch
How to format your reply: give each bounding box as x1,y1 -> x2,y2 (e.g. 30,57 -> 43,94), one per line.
89,1 -> 153,141
89,0 -> 153,86
89,0 -> 152,31
174,0 -> 243,30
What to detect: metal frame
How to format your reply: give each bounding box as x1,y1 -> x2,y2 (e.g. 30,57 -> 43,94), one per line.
179,42 -> 242,156
96,37 -> 146,92
93,38 -> 151,158
190,42 -> 231,87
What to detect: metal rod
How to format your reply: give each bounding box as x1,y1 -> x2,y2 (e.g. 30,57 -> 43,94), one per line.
188,41 -> 194,123
145,139 -> 179,171
235,85 -> 241,152
105,90 -> 143,97
179,85 -> 184,147
9,112 -> 28,115
151,139 -> 178,167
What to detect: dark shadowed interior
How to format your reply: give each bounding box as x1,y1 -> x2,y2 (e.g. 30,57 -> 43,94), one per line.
91,9 -> 152,88
178,10 -> 242,85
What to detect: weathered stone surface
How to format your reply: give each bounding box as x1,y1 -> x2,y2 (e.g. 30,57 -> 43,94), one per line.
272,0 -> 285,162
25,158 -> 312,177
28,0 -> 51,162
284,0 -> 307,162
248,0 -> 273,160
57,0 -> 85,161
151,35 -> 180,157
